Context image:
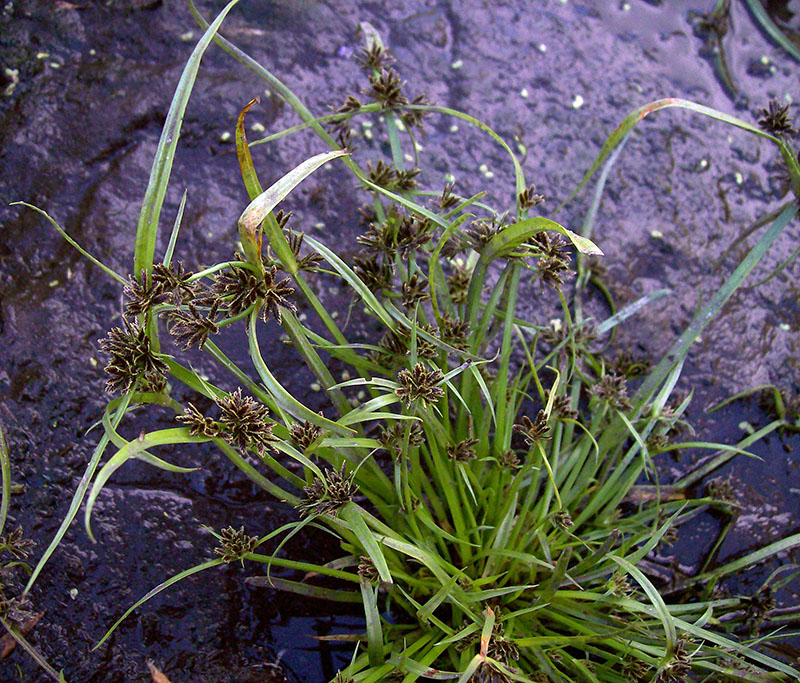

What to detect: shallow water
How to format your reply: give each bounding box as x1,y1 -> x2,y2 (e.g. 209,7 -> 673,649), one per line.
0,0 -> 798,680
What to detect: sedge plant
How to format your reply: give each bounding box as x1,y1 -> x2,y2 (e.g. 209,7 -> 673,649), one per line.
12,1 -> 800,681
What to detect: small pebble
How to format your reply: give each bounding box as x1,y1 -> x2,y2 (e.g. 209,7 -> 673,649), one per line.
449,124 -> 459,133
220,131 -> 231,142
180,31 -> 195,42
734,172 -> 743,185
571,94 -> 584,109
537,43 -> 547,53
451,59 -> 463,70
520,87 -> 529,99
650,229 -> 663,239
250,122 -> 266,133
310,382 -> 321,392
778,323 -> 790,331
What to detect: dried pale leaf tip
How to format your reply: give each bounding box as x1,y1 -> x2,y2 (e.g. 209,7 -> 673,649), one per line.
147,660 -> 173,683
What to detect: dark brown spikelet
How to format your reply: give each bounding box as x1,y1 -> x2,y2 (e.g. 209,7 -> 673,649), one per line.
621,655 -> 652,682
552,509 -> 574,531
589,373 -> 632,411
537,254 -> 573,289
211,263 -> 264,318
435,182 -> 460,210
532,232 -> 572,289
395,215 -> 432,257
401,273 -> 429,307
395,363 -> 445,409
378,421 -> 424,454
653,638 -> 694,682
357,221 -> 395,258
285,230 -> 323,272
336,94 -> 363,115
394,168 -> 421,192
465,218 -> 503,250
446,437 -> 478,463
296,465 -> 358,517
177,403 -> 221,438
366,159 -> 397,189
329,95 -> 361,149
214,526 -> 258,563
289,419 -> 323,451
166,301 -> 219,350
123,269 -> 164,317
546,392 -> 578,421
514,410 -> 550,446
151,261 -> 196,302
367,68 -> 408,109
259,265 -> 297,324
400,93 -> 431,130
358,43 -> 394,71
498,449 -> 521,470
357,555 -> 380,584
98,321 -> 169,394
215,388 -> 278,456
438,313 -> 470,350
353,255 -> 394,291
0,527 -> 36,560
518,183 -> 545,211
758,99 -> 797,138
447,265 -> 471,304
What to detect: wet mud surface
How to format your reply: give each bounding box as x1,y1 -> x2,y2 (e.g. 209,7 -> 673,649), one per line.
0,0 -> 799,680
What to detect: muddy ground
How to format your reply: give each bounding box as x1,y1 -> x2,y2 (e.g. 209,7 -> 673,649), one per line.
0,0 -> 798,680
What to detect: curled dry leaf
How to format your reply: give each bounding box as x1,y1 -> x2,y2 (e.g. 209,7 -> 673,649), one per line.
0,611 -> 44,659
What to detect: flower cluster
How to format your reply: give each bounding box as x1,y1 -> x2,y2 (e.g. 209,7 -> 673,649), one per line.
98,320 -> 169,394
213,526 -> 259,563
177,388 -> 278,456
446,437 -> 478,463
211,263 -> 296,324
589,373 -> 632,411
289,419 -> 323,452
395,364 -> 445,409
296,465 -> 358,517
758,100 -> 797,138
514,410 -> 550,446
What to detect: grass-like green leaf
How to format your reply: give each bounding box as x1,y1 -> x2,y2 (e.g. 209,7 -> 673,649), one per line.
135,0 -> 240,275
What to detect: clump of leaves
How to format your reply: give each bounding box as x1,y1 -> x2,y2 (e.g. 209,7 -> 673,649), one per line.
16,5 -> 800,683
